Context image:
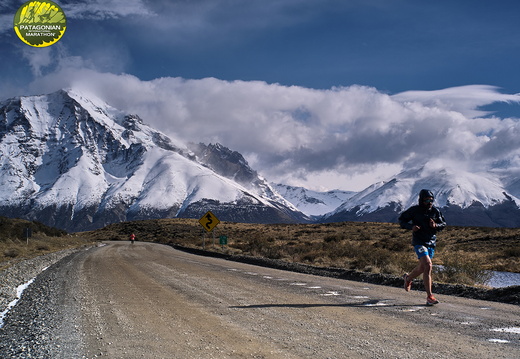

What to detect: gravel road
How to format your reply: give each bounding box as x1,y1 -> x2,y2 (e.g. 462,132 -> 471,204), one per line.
1,241 -> 519,358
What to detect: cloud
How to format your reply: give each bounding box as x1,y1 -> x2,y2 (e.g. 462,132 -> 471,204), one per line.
392,85 -> 520,172
0,2 -> 21,34
144,0 -> 323,31
25,67 -> 520,190
21,46 -> 53,77
475,118 -> 520,161
392,85 -> 520,118
61,0 -> 153,20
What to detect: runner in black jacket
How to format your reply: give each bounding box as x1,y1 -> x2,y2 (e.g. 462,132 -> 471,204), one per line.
398,189 -> 446,305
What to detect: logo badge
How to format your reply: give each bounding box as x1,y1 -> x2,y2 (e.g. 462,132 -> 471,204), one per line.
14,1 -> 67,47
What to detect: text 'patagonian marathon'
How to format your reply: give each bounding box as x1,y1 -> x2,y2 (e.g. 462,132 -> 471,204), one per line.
18,25 -> 63,31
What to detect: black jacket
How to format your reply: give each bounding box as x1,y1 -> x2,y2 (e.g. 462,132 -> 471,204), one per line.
398,205 -> 446,247
399,190 -> 446,248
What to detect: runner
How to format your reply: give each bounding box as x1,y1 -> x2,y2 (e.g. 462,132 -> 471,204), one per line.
398,189 -> 446,306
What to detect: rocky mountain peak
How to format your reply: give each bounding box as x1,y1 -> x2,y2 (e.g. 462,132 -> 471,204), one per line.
0,89 -> 308,231
188,142 -> 258,186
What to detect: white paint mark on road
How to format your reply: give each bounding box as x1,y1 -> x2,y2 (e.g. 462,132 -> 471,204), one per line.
491,327 -> 520,334
488,339 -> 510,343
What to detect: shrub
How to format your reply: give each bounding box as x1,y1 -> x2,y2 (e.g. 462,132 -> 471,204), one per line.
36,244 -> 50,251
324,234 -> 343,243
503,246 -> 520,257
4,248 -> 20,258
435,252 -> 492,286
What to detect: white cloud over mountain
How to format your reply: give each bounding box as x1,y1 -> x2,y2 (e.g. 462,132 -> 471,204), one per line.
22,67 -> 520,191
2,1 -> 520,191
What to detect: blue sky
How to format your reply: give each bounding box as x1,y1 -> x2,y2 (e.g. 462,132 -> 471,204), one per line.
1,0 -> 520,191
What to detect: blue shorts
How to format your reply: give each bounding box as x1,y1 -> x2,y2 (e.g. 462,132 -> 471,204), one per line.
414,245 -> 435,259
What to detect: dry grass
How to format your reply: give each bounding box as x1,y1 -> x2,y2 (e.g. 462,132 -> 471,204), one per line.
81,219 -> 520,286
0,217 -> 95,270
0,235 -> 95,271
2,217 -> 520,286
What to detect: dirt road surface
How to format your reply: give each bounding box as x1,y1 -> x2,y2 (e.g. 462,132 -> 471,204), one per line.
8,241 -> 520,358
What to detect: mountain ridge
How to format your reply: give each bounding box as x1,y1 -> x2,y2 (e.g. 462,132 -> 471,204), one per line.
1,89 -> 519,230
0,89 -> 308,231
318,165 -> 520,227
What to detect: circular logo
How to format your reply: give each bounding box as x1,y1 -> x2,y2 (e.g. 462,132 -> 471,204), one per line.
14,1 -> 67,47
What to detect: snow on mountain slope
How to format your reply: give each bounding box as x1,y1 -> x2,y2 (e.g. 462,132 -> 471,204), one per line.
330,165 -> 520,215
323,164 -> 520,227
0,89 -> 305,231
132,147 -> 281,212
506,176 -> 520,199
433,169 -> 519,208
188,142 -> 303,214
271,184 -> 356,216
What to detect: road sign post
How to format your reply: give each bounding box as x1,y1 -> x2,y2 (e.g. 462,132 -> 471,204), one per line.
198,211 -> 220,249
24,227 -> 32,245
199,211 -> 220,232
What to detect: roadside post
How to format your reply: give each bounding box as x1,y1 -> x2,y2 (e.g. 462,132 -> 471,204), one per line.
24,227 -> 32,245
198,211 -> 220,249
219,235 -> 228,250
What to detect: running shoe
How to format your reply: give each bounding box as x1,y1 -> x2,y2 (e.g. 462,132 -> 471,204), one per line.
426,295 -> 439,306
403,273 -> 412,292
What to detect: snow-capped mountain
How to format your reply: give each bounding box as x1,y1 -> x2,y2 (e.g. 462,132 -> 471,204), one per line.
271,184 -> 356,217
1,88 -> 519,231
0,89 -> 308,231
321,165 -> 520,227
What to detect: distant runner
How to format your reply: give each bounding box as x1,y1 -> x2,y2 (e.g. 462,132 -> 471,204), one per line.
399,189 -> 446,306
130,233 -> 135,244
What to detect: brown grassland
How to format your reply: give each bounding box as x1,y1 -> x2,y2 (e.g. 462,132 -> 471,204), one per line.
0,217 -> 95,271
1,217 -> 519,287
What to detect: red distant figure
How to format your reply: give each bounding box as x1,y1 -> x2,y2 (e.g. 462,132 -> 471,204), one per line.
130,233 -> 135,244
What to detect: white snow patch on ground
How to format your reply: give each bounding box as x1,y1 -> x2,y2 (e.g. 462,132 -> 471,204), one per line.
0,278 -> 36,328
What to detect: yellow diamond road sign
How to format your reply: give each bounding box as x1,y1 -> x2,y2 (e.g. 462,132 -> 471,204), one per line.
199,211 -> 220,232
